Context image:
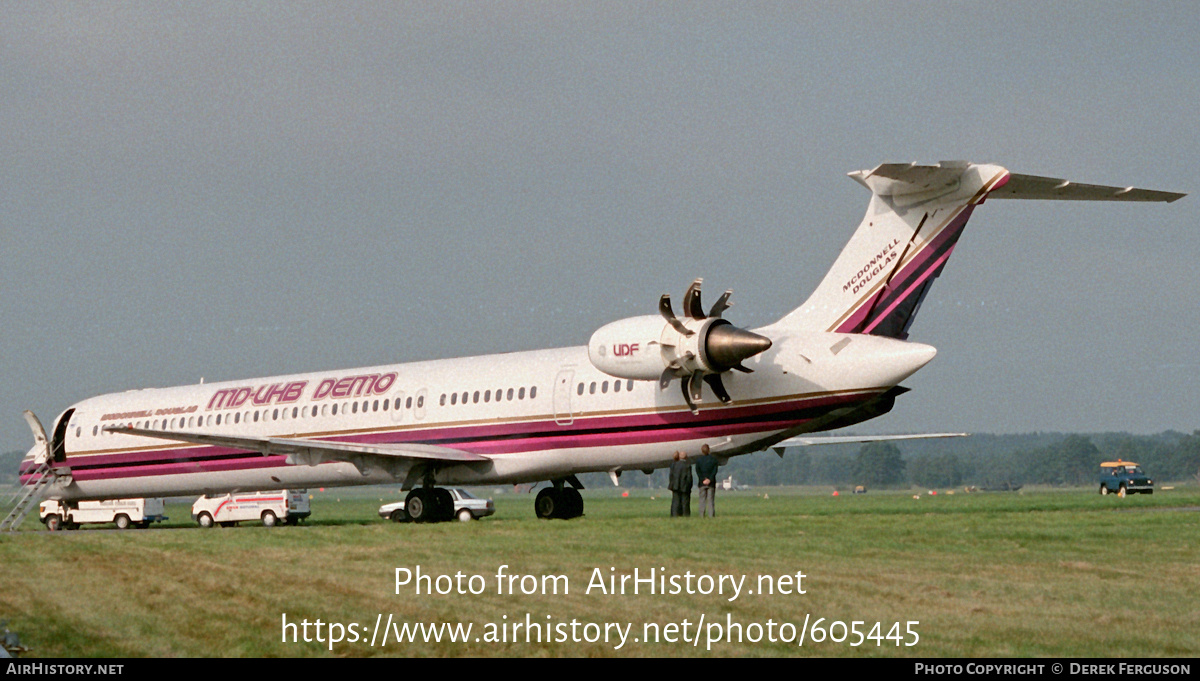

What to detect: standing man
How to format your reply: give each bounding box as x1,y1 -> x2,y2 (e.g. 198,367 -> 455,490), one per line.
668,451 -> 693,517
695,444 -> 719,518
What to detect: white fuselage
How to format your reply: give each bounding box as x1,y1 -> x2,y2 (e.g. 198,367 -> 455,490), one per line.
31,328 -> 935,501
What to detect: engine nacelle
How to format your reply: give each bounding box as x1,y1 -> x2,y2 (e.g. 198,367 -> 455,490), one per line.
588,315 -> 673,380
588,314 -> 772,382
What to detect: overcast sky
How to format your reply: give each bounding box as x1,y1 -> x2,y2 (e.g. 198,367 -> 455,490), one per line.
2,2 -> 1197,451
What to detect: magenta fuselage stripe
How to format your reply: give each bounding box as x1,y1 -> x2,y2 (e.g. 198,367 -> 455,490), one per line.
64,415 -> 818,482
835,206 -> 974,333
55,390 -> 872,470
40,392 -> 882,483
862,247 -> 956,335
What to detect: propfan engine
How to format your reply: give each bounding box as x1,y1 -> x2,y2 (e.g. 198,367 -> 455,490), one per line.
587,279 -> 773,413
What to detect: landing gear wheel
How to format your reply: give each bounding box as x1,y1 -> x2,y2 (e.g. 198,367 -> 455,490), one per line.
198,512 -> 214,528
262,511 -> 278,527
115,514 -> 131,530
1100,485 -> 1109,495
45,514 -> 62,531
562,488 -> 584,519
1118,485 -> 1127,498
535,487 -> 561,519
457,508 -> 474,522
406,489 -> 432,523
434,488 -> 454,522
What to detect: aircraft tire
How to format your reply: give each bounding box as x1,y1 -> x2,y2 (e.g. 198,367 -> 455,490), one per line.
406,489 -> 431,523
562,488 -> 584,519
535,487 -> 561,519
434,488 -> 454,522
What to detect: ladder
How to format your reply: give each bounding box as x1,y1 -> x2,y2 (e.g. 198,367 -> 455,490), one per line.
0,460 -> 56,532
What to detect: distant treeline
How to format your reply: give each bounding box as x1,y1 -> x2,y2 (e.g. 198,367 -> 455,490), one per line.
1,450 -> 23,485
6,431 -> 1199,490
586,430 -> 1200,490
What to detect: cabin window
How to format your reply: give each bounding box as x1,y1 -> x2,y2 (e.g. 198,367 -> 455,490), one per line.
627,380 -> 634,391
602,381 -> 609,394
293,407 -> 299,419
417,395 -> 425,408
234,413 -> 240,424
506,388 -> 514,400
384,399 -> 391,411
92,425 -> 98,436
519,387 -> 526,399
484,390 -> 491,403
215,414 -> 221,426
473,391 -> 480,404
352,402 -> 358,414
332,404 -> 338,415
589,382 -> 596,395
577,382 -> 584,396
451,392 -> 458,405
530,386 -> 537,399
439,394 -> 446,406
614,380 -> 621,393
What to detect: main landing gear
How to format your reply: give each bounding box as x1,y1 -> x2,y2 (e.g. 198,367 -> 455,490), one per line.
534,479 -> 584,520
404,487 -> 455,523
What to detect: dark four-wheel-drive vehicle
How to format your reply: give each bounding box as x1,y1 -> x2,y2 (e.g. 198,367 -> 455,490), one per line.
1099,461 -> 1153,497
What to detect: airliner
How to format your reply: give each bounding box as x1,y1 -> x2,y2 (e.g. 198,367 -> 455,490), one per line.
12,162 -> 1184,524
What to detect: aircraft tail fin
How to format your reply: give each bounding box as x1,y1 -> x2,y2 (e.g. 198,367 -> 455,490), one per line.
767,162 -> 1184,339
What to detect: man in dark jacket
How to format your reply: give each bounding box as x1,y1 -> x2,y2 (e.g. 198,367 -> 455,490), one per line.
694,444 -> 719,518
668,451 -> 692,517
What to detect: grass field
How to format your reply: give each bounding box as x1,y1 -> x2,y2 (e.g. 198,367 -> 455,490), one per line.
1,484 -> 1198,657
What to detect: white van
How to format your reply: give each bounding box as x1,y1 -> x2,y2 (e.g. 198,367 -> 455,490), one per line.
40,498 -> 167,531
191,490 -> 310,527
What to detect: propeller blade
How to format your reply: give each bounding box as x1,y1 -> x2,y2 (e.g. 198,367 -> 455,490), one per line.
688,371 -> 705,404
659,294 -> 694,336
683,278 -> 705,319
703,373 -> 732,404
681,374 -> 700,414
659,368 -> 676,391
708,290 -> 733,318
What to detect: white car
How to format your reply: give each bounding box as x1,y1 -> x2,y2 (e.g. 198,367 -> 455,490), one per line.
379,489 -> 495,523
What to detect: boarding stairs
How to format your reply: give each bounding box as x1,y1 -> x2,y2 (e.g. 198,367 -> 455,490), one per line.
0,411 -> 62,532
0,459 -> 57,532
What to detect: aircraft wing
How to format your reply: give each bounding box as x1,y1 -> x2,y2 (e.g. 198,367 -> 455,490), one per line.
770,432 -> 967,455
103,426 -> 489,468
